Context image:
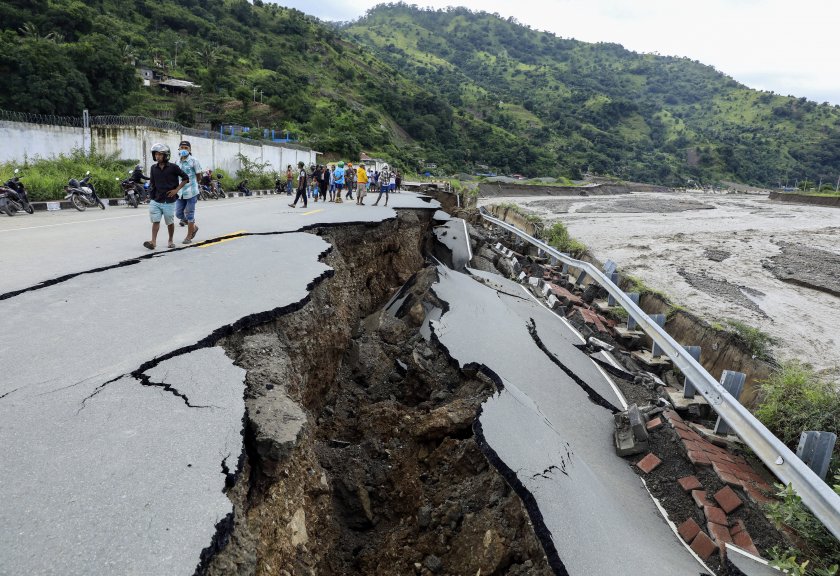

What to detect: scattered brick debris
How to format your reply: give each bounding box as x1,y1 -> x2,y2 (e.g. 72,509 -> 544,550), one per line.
692,490 -> 710,508
677,475 -> 702,492
636,453 -> 662,474
677,518 -> 701,543
645,416 -> 664,431
707,521 -> 733,546
690,530 -> 718,561
731,529 -> 760,557
713,486 -> 743,514
703,504 -> 728,527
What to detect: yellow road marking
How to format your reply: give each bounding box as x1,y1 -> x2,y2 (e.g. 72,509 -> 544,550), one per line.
302,209 -> 324,216
199,230 -> 248,248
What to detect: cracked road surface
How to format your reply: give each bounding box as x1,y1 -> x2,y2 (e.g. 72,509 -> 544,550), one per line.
431,266 -> 711,575
0,193 -> 439,576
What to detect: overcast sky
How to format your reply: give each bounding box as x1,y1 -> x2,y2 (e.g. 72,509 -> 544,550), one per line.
275,0 -> 840,105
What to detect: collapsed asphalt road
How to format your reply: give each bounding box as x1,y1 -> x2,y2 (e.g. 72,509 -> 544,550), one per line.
0,194 -> 440,575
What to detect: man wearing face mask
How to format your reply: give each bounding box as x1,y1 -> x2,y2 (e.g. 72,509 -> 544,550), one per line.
175,140 -> 203,244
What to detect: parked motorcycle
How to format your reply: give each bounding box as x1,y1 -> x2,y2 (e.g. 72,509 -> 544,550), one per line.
214,174 -> 226,198
4,168 -> 35,216
0,169 -> 34,216
0,185 -> 30,217
118,176 -> 139,208
65,171 -> 105,211
199,183 -> 217,201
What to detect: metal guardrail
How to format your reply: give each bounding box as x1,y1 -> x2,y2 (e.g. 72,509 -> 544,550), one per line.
478,206 -> 840,540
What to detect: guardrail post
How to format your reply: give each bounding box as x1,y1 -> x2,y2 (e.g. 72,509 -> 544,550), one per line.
607,272 -> 620,306
649,314 -> 666,356
575,270 -> 588,287
626,293 -> 641,330
682,346 -> 702,398
604,259 -> 617,276
714,370 -> 746,435
562,262 -> 569,274
797,431 -> 837,481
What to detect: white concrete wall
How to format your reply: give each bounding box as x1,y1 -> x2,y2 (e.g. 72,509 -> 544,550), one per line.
0,121 -> 88,165
0,121 -> 316,180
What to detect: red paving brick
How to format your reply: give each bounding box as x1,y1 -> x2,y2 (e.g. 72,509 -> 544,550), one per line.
732,529 -> 760,556
691,490 -> 710,508
664,410 -> 683,423
703,504 -> 728,526
707,521 -> 733,545
687,450 -> 712,466
690,530 -> 718,561
678,476 -> 702,492
677,518 -> 701,543
636,453 -> 662,474
743,483 -> 775,506
646,417 -> 664,431
730,519 -> 746,536
714,486 -> 743,514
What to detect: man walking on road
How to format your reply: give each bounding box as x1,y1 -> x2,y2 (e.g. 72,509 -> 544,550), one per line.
355,163 -> 368,205
144,143 -> 188,250
176,141 -> 202,244
372,164 -> 392,207
289,161 -> 308,208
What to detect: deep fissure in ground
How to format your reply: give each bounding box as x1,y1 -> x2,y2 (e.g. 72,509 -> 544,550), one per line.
205,210 -> 552,575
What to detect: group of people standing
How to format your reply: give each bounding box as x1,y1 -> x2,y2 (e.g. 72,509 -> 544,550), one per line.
138,145 -> 405,249
287,161 -> 401,209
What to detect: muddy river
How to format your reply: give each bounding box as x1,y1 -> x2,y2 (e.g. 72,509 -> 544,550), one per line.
480,191 -> 840,382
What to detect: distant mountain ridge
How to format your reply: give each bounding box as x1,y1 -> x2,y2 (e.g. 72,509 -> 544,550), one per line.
345,3 -> 840,186
2,0 -> 839,185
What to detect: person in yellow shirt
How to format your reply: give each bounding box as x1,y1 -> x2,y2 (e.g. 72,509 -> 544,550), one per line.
355,164 -> 369,205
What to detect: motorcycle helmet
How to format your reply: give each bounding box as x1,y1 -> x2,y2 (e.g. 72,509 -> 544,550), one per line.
69,178 -> 80,187
151,143 -> 170,162
134,164 -> 142,171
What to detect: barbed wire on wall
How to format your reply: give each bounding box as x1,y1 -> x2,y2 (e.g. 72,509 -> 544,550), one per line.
0,108 -> 311,152
0,108 -> 83,127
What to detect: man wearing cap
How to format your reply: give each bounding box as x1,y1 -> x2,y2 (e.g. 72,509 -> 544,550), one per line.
176,140 -> 203,244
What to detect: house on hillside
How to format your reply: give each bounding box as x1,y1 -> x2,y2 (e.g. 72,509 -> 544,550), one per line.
159,78 -> 201,94
360,152 -> 387,173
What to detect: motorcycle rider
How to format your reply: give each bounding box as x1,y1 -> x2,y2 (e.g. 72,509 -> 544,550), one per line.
130,164 -> 149,201
176,140 -> 202,244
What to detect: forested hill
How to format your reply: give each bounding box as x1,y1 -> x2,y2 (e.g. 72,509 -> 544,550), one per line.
2,0 -> 839,186
346,4 -> 840,186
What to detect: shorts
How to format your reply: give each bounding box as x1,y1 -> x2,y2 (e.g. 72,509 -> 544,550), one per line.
176,195 -> 198,223
336,183 -> 344,191
149,200 -> 175,225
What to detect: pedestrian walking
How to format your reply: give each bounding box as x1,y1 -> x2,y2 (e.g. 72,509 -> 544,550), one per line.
334,161 -> 345,204
143,143 -> 188,250
285,165 -> 293,195
328,164 -> 336,202
288,161 -> 308,208
344,162 -> 355,200
372,164 -> 392,207
355,163 -> 368,205
395,170 -> 402,192
176,140 -> 202,244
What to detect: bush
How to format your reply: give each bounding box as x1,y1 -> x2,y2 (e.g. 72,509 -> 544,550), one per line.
755,361 -> 840,465
0,148 -> 136,201
234,152 -> 276,190
726,319 -> 777,361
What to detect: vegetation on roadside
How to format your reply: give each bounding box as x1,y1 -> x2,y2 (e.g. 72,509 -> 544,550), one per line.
623,274 -> 667,299
0,148 -> 135,200
234,153 -> 277,191
755,361 -> 840,465
725,319 -> 777,361
766,477 -> 840,575
544,221 -> 586,257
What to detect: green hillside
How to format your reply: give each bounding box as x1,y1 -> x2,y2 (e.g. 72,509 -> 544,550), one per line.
346,4 -> 840,186
2,0 -> 840,185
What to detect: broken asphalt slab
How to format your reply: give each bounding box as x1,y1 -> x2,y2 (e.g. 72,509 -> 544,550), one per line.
430,266 -> 710,575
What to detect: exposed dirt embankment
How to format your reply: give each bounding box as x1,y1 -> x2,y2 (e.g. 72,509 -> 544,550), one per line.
479,181 -> 668,197
769,191 -> 840,208
205,210 -> 551,575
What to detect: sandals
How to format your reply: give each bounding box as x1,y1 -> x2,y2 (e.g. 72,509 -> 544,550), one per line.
167,241 -> 176,249
143,241 -> 155,250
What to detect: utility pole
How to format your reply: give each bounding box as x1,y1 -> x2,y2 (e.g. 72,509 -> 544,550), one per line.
835,175 -> 839,193
253,87 -> 257,102
174,40 -> 184,69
